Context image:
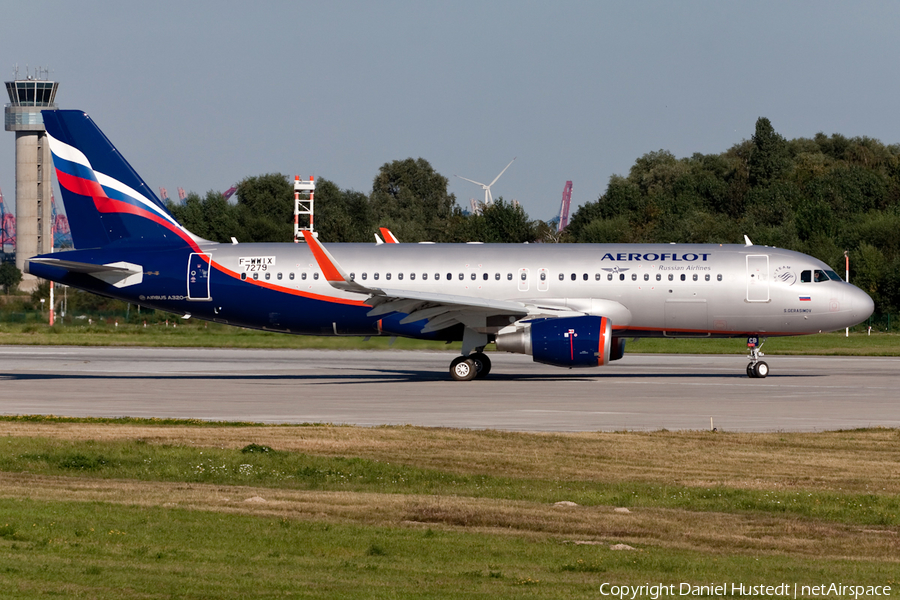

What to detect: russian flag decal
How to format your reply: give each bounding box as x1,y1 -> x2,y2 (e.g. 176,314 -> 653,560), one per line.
799,296 -> 811,301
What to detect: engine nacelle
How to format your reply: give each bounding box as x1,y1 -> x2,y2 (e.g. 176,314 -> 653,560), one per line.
496,315 -> 623,368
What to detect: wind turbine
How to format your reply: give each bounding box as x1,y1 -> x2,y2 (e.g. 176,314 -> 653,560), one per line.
455,157 -> 516,207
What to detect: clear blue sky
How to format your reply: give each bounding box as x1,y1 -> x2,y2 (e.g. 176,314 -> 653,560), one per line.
3,1 -> 900,223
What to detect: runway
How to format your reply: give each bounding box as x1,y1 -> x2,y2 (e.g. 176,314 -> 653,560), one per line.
0,346 -> 897,432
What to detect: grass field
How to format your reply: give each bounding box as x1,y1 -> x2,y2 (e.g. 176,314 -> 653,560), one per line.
1,320 -> 898,355
0,419 -> 897,598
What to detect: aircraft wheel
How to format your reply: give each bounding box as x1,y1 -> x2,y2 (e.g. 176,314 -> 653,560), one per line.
746,363 -> 755,378
470,352 -> 492,379
450,356 -> 477,381
753,361 -> 769,378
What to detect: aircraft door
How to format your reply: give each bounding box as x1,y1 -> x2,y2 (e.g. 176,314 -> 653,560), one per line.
187,253 -> 212,301
746,255 -> 769,302
518,268 -> 530,292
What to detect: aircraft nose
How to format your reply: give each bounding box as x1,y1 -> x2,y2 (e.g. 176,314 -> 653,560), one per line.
850,285 -> 875,322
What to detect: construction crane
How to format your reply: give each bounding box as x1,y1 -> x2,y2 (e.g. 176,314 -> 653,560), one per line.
0,187 -> 16,253
50,192 -> 72,249
557,181 -> 573,232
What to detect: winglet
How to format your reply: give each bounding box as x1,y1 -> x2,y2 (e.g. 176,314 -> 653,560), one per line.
301,230 -> 373,294
379,227 -> 400,243
743,235 -> 753,247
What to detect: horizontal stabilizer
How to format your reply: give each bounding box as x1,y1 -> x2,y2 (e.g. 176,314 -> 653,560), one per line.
27,258 -> 144,288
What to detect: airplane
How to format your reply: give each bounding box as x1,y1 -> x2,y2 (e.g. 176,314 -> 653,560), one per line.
27,109 -> 875,381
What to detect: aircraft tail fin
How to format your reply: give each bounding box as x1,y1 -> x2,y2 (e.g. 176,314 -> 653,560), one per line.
41,109 -> 202,250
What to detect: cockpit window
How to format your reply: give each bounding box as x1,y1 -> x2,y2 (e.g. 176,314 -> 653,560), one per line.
802,269 -> 837,283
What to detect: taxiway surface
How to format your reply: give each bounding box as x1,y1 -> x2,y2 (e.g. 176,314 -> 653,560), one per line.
0,346 -> 897,432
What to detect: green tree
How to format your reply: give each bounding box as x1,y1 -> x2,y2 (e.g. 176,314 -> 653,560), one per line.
235,173 -> 295,243
748,117 -> 789,187
450,199 -> 538,243
370,158 -> 457,242
314,178 -> 373,243
0,262 -> 22,294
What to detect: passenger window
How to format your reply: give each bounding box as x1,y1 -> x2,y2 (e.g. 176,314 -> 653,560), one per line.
541,273 -> 547,281
571,273 -> 576,281
608,274 -> 613,281
717,274 -> 722,281
277,272 -> 283,280
705,274 -> 710,281
800,270 -> 812,283
265,272 -> 271,280
692,274 -> 698,281
680,274 -> 685,281
619,274 -> 625,281
252,273 -> 258,280
386,273 -> 391,280
398,273 -> 403,280
495,273 -> 501,280
446,273 -> 452,280
314,273 -> 319,280
361,273 -> 367,280
483,273 -> 488,281
435,273 -> 439,281
422,273 -> 427,280
240,272 -> 247,281
631,273 -> 637,281
410,273 -> 415,280
668,274 -> 673,281
583,273 -> 588,281
349,273 -> 354,280
656,274 -> 661,281
374,273 -> 379,280
595,273 -> 601,281
507,273 -> 513,281
302,272 -> 307,280
470,273 -> 476,280
520,272 -> 526,281
644,274 -> 649,281
459,273 -> 464,280
559,273 -> 564,281
289,272 -> 295,280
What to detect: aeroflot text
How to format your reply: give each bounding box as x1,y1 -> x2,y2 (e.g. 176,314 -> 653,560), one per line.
599,253 -> 712,262
597,582 -> 891,599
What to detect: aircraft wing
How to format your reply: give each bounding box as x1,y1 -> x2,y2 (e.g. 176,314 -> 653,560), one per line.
301,231 -> 535,332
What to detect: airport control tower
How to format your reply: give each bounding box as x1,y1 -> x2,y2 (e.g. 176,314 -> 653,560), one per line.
5,68 -> 58,291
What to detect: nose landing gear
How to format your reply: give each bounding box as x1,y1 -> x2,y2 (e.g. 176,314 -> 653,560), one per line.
746,336 -> 768,378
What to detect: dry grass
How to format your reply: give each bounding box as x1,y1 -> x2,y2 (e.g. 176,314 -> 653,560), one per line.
1,471 -> 896,561
3,422 -> 899,494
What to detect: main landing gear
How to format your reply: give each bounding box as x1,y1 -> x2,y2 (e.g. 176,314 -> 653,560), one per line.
746,336 -> 768,378
449,351 -> 492,381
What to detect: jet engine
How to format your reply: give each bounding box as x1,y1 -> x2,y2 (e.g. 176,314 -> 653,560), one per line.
495,315 -> 625,368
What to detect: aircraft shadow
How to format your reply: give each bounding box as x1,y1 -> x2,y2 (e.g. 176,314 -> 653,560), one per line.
0,371 -> 810,384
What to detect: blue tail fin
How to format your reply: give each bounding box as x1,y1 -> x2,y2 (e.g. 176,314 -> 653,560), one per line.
42,109 -> 201,250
